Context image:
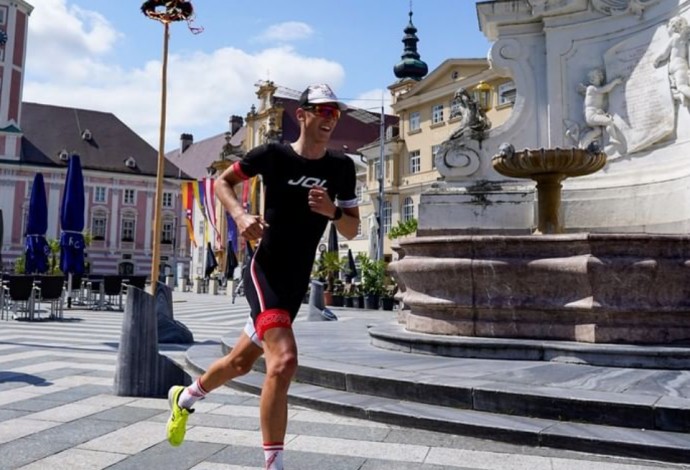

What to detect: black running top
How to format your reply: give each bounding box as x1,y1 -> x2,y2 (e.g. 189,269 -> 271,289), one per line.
233,143 -> 357,282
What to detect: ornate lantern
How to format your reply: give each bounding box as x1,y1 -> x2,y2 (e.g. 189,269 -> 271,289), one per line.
472,81 -> 493,112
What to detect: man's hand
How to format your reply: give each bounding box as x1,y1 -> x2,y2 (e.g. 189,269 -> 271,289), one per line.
236,213 -> 268,241
308,186 -> 337,218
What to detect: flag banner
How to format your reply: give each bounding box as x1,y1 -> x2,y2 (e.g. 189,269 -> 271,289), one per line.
227,212 -> 238,252
203,177 -> 221,248
249,176 -> 260,215
181,182 -> 197,248
194,180 -> 205,215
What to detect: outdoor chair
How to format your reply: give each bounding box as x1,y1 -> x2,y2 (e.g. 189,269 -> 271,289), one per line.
4,275 -> 38,320
103,275 -> 124,310
121,275 -> 147,299
85,275 -> 104,310
35,275 -> 65,319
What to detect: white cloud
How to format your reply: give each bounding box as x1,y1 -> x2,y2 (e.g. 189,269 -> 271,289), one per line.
23,3 -> 345,152
346,89 -> 394,115
253,21 -> 314,43
27,0 -> 120,81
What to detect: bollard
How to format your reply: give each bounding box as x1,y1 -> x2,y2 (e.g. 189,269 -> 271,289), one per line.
114,285 -> 190,397
307,280 -> 337,321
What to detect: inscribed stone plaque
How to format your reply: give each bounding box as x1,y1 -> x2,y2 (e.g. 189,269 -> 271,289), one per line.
604,25 -> 674,154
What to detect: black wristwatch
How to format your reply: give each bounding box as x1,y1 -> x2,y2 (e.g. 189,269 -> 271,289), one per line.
329,207 -> 343,221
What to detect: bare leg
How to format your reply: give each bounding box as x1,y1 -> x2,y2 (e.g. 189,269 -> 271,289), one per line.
260,327 -> 298,443
199,332 -> 264,391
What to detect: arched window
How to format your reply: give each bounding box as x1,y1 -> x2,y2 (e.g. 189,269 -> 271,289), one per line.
402,197 -> 415,221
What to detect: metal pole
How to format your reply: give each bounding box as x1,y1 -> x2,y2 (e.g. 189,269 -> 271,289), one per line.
377,101 -> 385,261
150,21 -> 170,293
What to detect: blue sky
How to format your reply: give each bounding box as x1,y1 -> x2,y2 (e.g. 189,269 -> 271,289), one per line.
24,1 -> 491,151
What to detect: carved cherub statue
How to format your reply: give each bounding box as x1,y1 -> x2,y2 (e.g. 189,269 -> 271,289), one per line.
576,68 -> 623,149
654,15 -> 690,105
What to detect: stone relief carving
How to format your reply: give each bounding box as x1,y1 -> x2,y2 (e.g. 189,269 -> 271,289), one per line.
565,68 -> 624,153
591,0 -> 661,17
654,15 -> 690,106
602,22 -> 676,154
435,88 -> 491,180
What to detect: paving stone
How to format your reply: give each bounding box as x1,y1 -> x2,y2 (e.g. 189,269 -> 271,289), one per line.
85,405 -> 165,424
27,417 -> 126,445
0,435 -> 72,470
0,407 -> 29,421
106,441 -> 225,470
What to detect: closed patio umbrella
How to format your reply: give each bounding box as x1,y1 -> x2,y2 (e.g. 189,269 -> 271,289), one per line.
327,222 -> 338,254
224,240 -> 238,282
345,248 -> 357,283
204,242 -> 218,279
59,155 -> 85,308
25,173 -> 49,274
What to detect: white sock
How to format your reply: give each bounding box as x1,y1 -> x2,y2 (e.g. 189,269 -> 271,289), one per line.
178,378 -> 208,410
263,442 -> 284,470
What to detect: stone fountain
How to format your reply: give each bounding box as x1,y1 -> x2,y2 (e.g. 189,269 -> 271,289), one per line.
384,1 -> 690,354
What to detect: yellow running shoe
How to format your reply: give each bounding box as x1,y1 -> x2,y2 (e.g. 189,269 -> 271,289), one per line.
166,385 -> 193,446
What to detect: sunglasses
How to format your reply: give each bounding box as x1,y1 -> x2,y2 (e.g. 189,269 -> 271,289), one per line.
303,105 -> 341,120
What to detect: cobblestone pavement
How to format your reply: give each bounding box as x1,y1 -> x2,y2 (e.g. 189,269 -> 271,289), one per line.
0,292 -> 685,469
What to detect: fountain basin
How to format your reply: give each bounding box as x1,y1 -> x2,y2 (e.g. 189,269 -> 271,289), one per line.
390,233 -> 690,344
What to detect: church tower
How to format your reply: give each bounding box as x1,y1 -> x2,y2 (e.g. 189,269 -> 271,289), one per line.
0,0 -> 32,159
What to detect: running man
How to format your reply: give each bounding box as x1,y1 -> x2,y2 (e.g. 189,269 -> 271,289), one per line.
166,84 -> 360,470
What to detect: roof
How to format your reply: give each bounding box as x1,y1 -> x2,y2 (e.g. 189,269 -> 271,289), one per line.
16,102 -> 188,178
166,94 -> 398,175
165,127 -> 245,180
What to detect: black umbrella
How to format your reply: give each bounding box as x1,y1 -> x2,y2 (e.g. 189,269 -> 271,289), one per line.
204,242 -> 218,278
345,248 -> 357,282
25,173 -> 49,274
224,241 -> 238,281
328,222 -> 338,254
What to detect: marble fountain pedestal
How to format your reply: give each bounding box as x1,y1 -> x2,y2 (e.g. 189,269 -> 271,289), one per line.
391,146 -> 690,346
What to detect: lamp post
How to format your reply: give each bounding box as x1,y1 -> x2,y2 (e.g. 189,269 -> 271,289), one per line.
377,103 -> 385,262
141,0 -> 197,293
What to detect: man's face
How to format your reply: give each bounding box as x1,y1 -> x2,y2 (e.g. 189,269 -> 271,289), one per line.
301,104 -> 341,142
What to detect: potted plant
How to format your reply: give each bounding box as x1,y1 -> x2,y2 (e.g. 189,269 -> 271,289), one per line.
319,251 -> 345,306
330,279 -> 345,307
359,254 -> 385,310
380,279 -> 397,311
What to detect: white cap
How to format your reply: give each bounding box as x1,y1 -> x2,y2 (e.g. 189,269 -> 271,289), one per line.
298,84 -> 347,111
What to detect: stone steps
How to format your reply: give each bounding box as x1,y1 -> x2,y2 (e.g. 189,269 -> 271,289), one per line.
184,341 -> 690,464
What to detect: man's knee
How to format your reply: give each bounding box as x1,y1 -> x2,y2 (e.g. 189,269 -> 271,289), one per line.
266,351 -> 298,381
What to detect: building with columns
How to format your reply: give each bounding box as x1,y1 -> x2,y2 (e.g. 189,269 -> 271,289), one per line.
0,0 -> 190,277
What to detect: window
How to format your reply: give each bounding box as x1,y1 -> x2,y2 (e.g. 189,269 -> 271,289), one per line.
356,221 -> 362,237
162,218 -> 174,244
162,191 -> 173,208
409,150 -> 421,174
431,104 -> 444,124
91,209 -> 107,240
123,189 -> 135,205
409,111 -> 420,131
402,197 -> 415,221
382,201 -> 392,234
94,187 -> 106,203
355,184 -> 363,203
498,80 -> 517,106
431,144 -> 441,169
374,159 -> 382,180
121,215 -> 135,241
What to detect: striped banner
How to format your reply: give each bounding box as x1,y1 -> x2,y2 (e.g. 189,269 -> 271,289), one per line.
180,182 -> 197,248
